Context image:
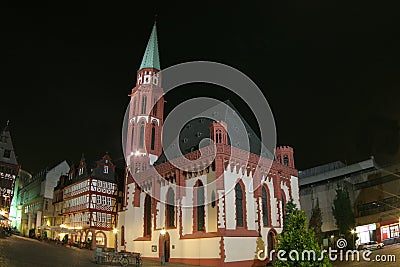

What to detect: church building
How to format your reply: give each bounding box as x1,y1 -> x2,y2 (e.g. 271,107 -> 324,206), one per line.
117,23 -> 300,267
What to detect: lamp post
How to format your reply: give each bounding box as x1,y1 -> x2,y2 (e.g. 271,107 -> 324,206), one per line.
160,228 -> 166,266
113,228 -> 118,253
351,229 -> 356,249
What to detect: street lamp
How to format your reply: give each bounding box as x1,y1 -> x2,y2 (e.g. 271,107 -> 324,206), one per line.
350,229 -> 356,249
113,228 -> 118,253
160,227 -> 166,265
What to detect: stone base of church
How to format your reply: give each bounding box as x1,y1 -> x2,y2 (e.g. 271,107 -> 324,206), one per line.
142,257 -> 258,267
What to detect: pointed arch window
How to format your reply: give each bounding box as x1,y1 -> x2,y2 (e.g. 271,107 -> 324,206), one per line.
144,195 -> 152,236
166,189 -> 175,228
139,122 -> 145,149
151,125 -> 156,150
141,96 -> 147,114
235,183 -> 244,227
131,125 -> 135,151
194,180 -> 205,231
262,187 -> 269,226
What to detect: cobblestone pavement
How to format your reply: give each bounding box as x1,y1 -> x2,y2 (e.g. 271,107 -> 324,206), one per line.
332,243 -> 399,267
0,235 -> 197,267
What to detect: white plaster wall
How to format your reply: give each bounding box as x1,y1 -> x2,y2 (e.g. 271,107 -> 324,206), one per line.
217,189 -> 225,228
181,185 -> 193,235
242,175 -> 257,230
281,182 -> 290,203
290,175 -> 300,208
224,182 -> 236,230
44,160 -> 70,199
224,237 -> 257,262
119,187 -> 148,253
129,227 -> 220,259
263,176 -> 279,227
172,237 -> 220,259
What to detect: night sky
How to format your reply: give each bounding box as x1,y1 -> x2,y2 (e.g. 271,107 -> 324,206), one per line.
1,2 -> 399,173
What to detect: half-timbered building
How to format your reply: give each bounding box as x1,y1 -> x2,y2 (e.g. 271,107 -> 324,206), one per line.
0,122 -> 20,219
61,154 -> 119,248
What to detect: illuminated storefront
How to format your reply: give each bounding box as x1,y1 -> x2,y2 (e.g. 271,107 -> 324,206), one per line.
356,223 -> 377,244
381,221 -> 400,241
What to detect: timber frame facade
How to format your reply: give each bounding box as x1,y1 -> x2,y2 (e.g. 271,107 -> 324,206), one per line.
60,153 -> 119,248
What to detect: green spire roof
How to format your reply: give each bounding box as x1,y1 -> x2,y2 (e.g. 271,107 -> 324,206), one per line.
139,23 -> 160,70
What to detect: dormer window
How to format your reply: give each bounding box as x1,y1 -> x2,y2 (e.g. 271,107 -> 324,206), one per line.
3,149 -> 11,158
104,166 -> 109,174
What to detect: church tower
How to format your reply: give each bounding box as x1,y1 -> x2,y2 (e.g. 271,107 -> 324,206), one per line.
126,22 -> 164,172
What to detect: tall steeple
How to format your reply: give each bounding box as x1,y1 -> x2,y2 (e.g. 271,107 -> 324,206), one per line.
126,22 -> 164,172
139,22 -> 160,71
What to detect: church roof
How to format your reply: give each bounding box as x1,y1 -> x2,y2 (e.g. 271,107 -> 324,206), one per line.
154,101 -> 272,165
0,121 -> 18,166
139,22 -> 160,71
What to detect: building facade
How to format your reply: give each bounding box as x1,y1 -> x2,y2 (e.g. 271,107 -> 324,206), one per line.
0,122 -> 20,219
15,161 -> 69,237
9,169 -> 32,230
299,157 -> 400,247
117,24 -> 300,267
60,154 -> 119,249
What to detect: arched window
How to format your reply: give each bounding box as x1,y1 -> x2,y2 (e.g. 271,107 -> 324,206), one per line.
141,95 -> 147,114
262,187 -> 269,226
144,195 -> 152,236
166,189 -> 175,228
194,180 -> 205,231
139,122 -> 145,149
235,183 -> 244,227
151,126 -> 156,150
95,232 -> 106,246
131,125 -> 135,151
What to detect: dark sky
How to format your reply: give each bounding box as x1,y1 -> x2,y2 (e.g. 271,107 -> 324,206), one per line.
1,1 -> 400,173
